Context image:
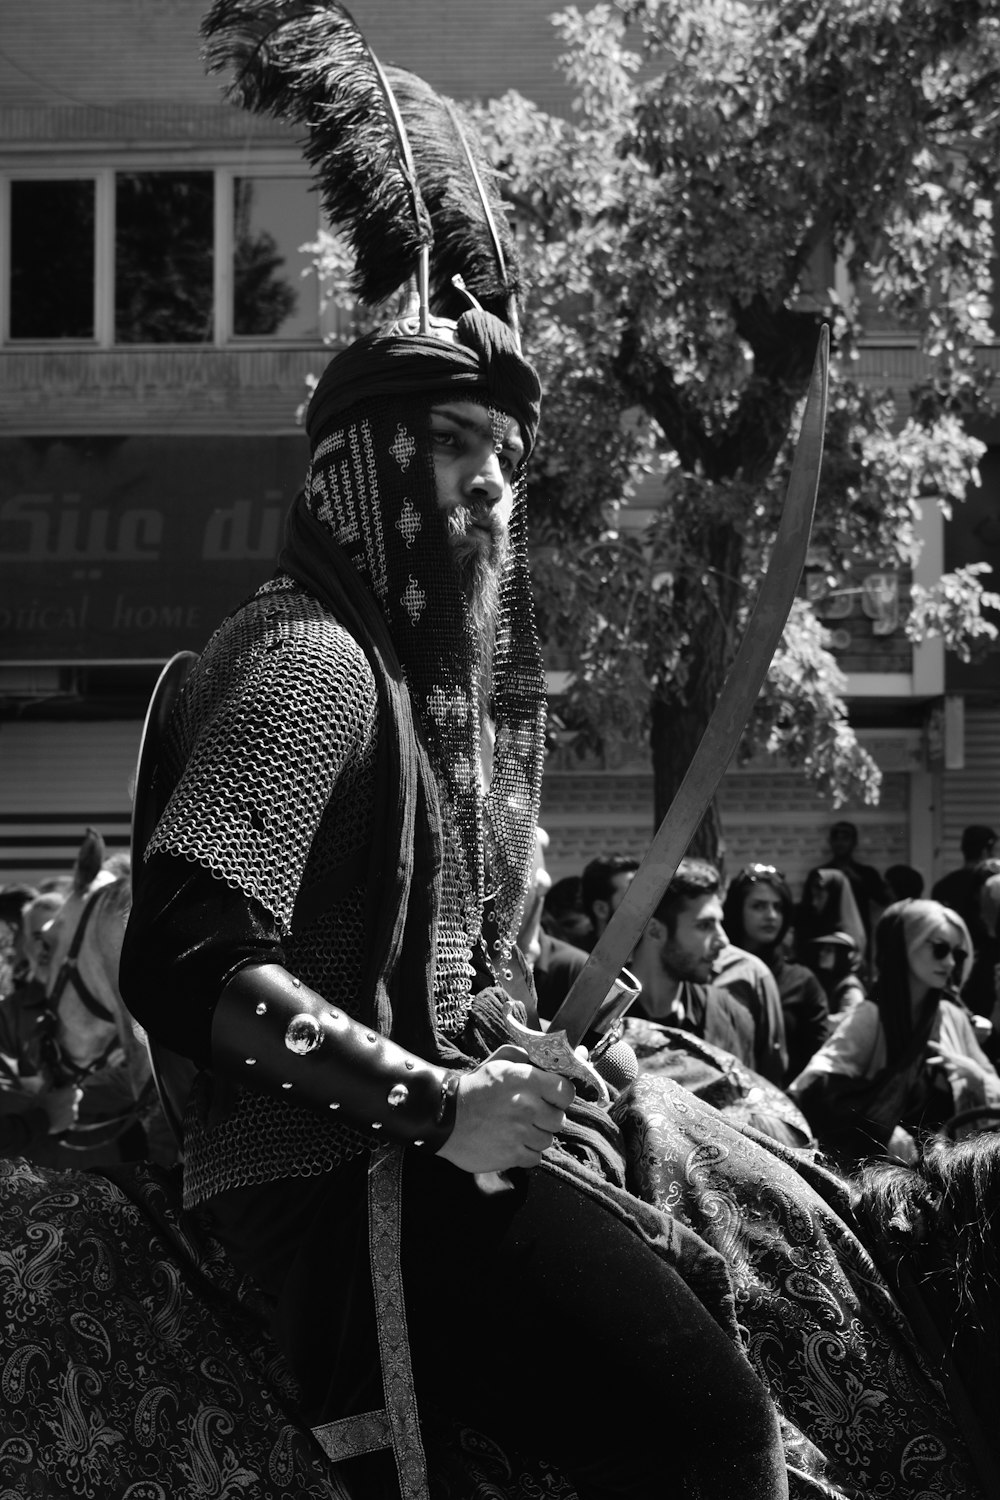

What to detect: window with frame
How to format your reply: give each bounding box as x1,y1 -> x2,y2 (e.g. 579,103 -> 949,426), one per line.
115,170 -> 215,344
233,174 -> 319,340
10,178 -> 96,340
3,167 -> 329,346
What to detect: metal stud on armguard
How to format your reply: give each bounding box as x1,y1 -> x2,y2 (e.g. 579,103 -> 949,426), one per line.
284,1014 -> 323,1055
212,963 -> 462,1150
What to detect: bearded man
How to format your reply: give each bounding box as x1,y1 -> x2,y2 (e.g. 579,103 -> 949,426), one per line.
627,859 -> 757,1067
120,310 -> 786,1500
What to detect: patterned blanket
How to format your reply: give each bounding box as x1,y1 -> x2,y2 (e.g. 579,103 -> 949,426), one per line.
615,1075 -> 982,1500
0,1074 -> 982,1499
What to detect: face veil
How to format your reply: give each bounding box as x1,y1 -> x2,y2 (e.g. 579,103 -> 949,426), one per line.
294,311 -> 546,1026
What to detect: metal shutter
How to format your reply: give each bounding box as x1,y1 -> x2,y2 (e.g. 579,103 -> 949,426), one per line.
939,705 -> 1000,877
0,720 -> 139,883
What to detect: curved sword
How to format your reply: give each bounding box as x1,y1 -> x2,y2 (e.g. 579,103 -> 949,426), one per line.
534,323 -> 830,1060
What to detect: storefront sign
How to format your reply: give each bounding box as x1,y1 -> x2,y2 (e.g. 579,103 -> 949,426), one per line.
0,435 -> 309,661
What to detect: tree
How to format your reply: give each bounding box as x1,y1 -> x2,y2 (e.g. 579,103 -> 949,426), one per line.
470,0 -> 1000,851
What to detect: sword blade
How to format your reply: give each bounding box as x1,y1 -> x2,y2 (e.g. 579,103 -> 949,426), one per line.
548,324 -> 829,1045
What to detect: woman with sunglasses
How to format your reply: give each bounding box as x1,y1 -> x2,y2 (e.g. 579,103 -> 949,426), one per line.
789,899 -> 1000,1169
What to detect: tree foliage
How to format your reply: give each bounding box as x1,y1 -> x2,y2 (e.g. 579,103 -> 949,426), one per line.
468,0 -> 1000,846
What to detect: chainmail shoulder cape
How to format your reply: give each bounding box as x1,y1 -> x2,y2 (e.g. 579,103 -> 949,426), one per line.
147,578 -> 378,937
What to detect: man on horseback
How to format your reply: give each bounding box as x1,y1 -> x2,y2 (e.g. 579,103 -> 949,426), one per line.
120,7 -> 787,1496
121,303 -> 786,1498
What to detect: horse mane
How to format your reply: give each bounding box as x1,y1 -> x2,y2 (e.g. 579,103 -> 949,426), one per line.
854,1133 -> 1000,1293
96,874 -> 132,922
853,1134 -> 1000,1471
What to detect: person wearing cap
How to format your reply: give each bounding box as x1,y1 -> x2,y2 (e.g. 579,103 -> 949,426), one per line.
809,930 -> 867,1020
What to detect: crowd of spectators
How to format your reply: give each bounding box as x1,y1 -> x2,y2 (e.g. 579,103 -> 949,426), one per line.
3,820 -> 997,1179
534,821 -> 1000,1170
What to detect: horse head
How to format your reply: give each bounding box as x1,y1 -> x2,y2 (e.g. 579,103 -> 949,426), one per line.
36,830 -> 150,1099
18,890 -> 66,986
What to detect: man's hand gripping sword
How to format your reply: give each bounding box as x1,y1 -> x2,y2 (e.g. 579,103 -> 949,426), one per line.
509,324 -> 830,1080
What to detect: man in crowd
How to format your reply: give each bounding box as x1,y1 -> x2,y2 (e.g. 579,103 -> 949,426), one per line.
932,824 -> 997,948
626,858 -> 757,1068
121,304 -> 785,1498
580,853 -> 639,949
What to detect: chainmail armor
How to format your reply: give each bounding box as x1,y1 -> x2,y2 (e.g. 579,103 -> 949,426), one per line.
149,577 -> 387,1202
149,578 -> 378,935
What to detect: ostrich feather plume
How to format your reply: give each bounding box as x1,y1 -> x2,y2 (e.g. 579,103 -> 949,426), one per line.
202,0 -> 431,306
385,66 -> 522,322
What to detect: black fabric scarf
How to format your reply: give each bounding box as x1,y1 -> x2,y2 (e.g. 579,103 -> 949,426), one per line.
280,495 -> 463,1067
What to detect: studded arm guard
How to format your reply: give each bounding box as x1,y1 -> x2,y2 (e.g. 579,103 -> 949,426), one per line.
212,964 -> 462,1150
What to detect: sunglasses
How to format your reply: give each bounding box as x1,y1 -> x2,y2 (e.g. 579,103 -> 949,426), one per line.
744,863 -> 785,881
928,939 -> 968,966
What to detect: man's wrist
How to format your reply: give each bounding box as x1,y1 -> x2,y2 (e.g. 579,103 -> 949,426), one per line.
434,1070 -> 462,1130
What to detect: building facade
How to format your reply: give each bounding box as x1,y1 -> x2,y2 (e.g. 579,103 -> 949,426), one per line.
1,1 -> 998,896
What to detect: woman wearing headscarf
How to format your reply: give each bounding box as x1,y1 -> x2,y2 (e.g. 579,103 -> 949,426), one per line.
790,899 -> 1000,1169
794,866 -> 867,969
722,863 -> 830,1085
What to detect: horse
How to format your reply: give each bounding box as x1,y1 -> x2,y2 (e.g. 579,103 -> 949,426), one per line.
20,828 -> 174,1168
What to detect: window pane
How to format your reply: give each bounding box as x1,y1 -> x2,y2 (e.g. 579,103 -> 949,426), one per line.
115,171 -> 214,343
233,176 -> 318,339
10,179 -> 95,339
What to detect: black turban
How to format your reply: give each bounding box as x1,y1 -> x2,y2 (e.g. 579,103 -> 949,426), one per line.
306,309 -> 542,459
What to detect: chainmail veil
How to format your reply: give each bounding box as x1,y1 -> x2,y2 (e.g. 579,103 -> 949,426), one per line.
299,311 -> 546,1027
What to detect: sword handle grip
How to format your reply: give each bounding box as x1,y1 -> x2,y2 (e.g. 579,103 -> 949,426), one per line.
503,1007 -> 609,1103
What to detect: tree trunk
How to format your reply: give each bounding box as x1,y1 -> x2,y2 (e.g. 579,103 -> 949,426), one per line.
648,506 -> 745,867
650,696 -> 724,864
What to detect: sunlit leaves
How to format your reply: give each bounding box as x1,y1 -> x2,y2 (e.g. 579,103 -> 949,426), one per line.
473,1 -> 1000,819
908,563 -> 1000,662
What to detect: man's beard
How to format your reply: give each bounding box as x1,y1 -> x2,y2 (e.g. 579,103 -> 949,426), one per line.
446,506 -> 509,702
659,939 -> 710,985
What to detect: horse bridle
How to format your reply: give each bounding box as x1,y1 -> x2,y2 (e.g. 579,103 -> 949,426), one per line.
47,884 -> 153,1145
47,885 -> 121,1081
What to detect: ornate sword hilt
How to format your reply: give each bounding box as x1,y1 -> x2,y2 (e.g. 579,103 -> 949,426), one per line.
503,1007 -> 609,1099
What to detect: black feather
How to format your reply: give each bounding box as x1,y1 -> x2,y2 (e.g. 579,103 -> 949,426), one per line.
202,0 -> 431,306
385,66 -> 521,323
